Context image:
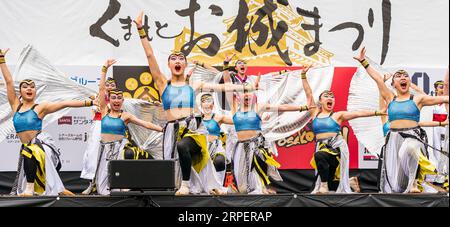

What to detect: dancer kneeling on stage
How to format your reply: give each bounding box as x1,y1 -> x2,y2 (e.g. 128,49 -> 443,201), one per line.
302,66 -> 384,194
134,12 -> 251,195
1,48 -> 92,196
200,93 -> 234,185
93,59 -> 163,195
228,81 -> 314,194
354,47 -> 449,193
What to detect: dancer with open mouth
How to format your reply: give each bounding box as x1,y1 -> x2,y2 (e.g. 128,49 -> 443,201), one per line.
1,48 -> 95,196
354,47 -> 449,193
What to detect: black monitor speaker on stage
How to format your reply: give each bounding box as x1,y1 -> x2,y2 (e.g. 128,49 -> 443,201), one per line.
108,160 -> 176,196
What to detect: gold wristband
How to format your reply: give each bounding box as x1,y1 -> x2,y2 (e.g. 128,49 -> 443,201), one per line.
301,72 -> 307,79
138,27 -> 147,39
0,56 -> 5,64
102,66 -> 108,73
85,100 -> 92,107
360,59 -> 370,69
300,105 -> 309,112
223,65 -> 230,71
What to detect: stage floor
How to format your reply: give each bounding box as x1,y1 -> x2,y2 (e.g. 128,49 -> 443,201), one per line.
0,193 -> 447,207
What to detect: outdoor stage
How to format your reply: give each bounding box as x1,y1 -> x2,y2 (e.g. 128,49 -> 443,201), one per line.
0,170 -> 448,207
0,193 -> 447,207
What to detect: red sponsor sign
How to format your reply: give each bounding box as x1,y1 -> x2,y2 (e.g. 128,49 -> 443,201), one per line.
247,67 -> 359,170
58,116 -> 73,125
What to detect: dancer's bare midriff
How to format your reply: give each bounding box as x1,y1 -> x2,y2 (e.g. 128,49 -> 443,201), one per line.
316,132 -> 339,141
17,130 -> 40,144
101,134 -> 125,143
166,108 -> 195,122
237,130 -> 260,142
389,120 -> 419,130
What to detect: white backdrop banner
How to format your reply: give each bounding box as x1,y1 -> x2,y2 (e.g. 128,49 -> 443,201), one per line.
0,0 -> 448,171
0,0 -> 448,69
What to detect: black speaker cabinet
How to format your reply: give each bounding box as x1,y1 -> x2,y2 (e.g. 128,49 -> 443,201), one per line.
108,160 -> 175,194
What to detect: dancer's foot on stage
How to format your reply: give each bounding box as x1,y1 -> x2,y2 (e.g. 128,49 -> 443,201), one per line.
19,183 -> 35,197
61,189 -> 75,196
210,188 -> 227,195
266,186 -> 277,195
349,177 -> 361,193
19,193 -> 34,197
318,182 -> 329,194
82,182 -> 95,195
175,181 -> 190,196
409,180 -> 421,193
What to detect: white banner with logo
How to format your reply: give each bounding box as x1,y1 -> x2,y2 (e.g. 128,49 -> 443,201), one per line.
0,0 -> 448,171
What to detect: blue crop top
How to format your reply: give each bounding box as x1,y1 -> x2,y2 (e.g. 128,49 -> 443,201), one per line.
388,95 -> 420,123
233,111 -> 262,132
203,115 -> 221,137
13,104 -> 42,133
101,114 -> 126,136
312,113 -> 341,135
161,82 -> 195,111
383,122 -> 391,137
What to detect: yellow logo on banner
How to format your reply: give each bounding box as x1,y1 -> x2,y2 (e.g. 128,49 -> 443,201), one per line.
175,0 -> 333,67
120,70 -> 160,102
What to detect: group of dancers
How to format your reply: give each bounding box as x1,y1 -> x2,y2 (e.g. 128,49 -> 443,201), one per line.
1,12 -> 448,196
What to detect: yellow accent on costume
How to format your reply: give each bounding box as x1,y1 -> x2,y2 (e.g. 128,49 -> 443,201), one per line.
310,143 -> 341,181
138,28 -> 147,38
219,133 -> 227,147
177,126 -> 209,173
417,151 -> 437,192
21,144 -> 46,194
123,130 -> 151,160
253,154 -> 270,185
109,90 -> 123,95
444,176 -> 449,191
123,143 -> 150,160
254,148 -> 281,186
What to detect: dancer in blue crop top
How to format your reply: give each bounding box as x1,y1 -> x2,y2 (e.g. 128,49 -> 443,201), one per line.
354,47 -> 449,193
371,71 -> 449,193
225,70 -> 315,195
81,77 -> 118,195
134,12 -> 258,196
0,48 -> 99,196
200,94 -> 235,185
302,65 -> 385,194
92,60 -> 163,195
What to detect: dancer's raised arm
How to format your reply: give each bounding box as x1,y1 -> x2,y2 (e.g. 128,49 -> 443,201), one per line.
0,49 -> 20,110
134,11 -> 167,93
301,65 -> 318,117
99,59 -> 117,113
354,47 -> 395,103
